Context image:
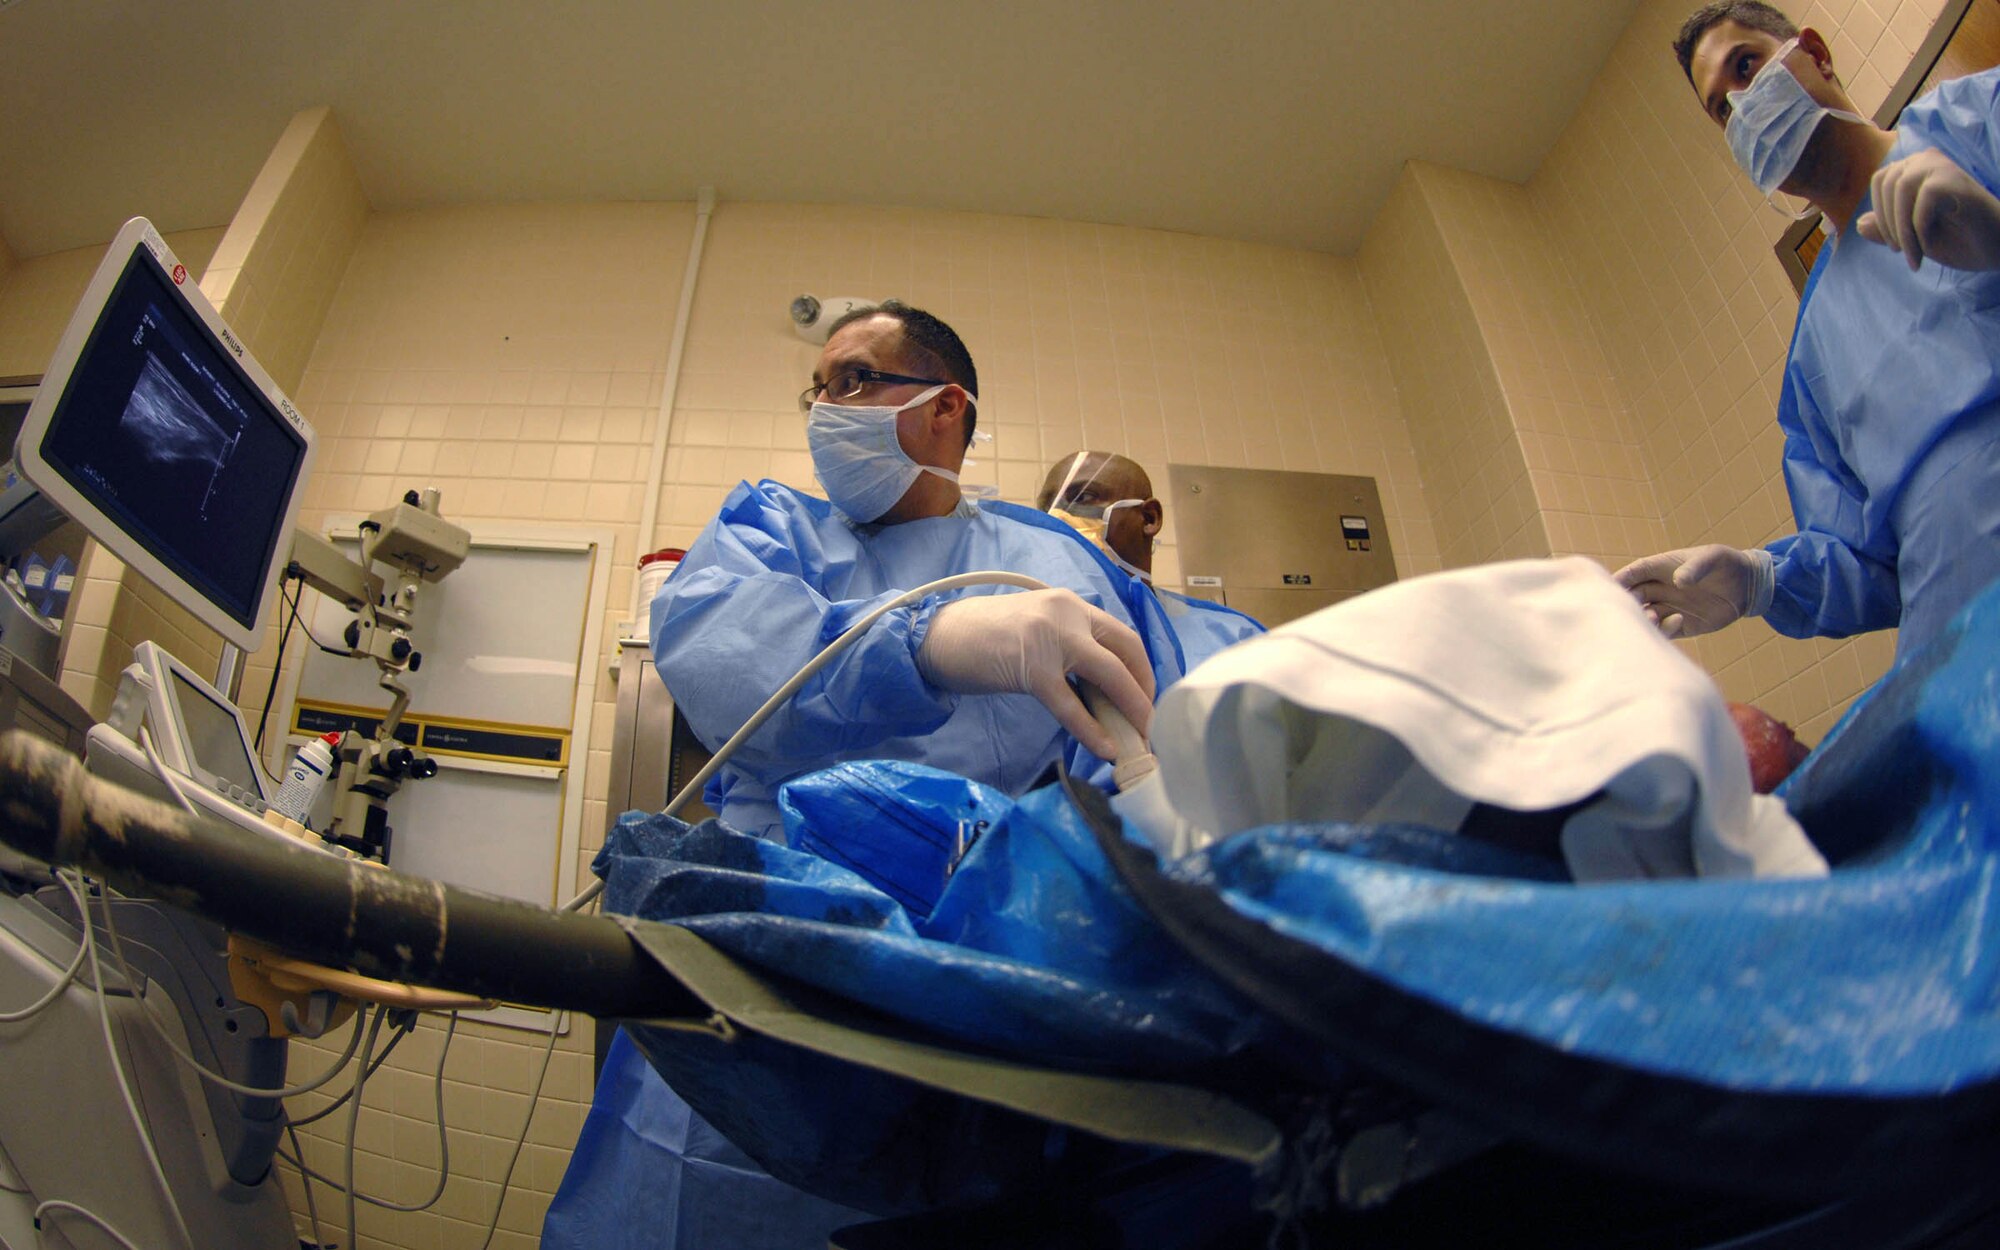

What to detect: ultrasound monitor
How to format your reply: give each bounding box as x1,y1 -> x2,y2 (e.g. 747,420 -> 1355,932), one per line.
122,640 -> 269,801
14,218 -> 315,652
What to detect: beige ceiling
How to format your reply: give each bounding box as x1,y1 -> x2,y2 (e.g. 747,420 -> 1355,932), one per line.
0,0 -> 1643,261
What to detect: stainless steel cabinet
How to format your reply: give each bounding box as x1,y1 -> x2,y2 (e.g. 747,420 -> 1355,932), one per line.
597,639 -> 713,1074
1167,464 -> 1398,627
606,640 -> 714,823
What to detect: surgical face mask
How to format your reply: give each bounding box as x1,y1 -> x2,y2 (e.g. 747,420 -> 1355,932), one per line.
808,384 -> 962,522
1051,499 -> 1150,580
1725,39 -> 1867,210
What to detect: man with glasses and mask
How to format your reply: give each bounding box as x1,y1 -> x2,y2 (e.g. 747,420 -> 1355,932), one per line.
650,300 -> 1167,840
1616,2 -> 2000,665
555,303 -> 1218,1250
1038,448 -> 1264,662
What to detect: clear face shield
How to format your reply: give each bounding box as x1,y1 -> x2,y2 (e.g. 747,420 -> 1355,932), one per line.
1044,454 -> 1152,579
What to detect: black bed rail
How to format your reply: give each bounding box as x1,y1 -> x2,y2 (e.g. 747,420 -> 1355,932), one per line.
0,729 -> 700,1020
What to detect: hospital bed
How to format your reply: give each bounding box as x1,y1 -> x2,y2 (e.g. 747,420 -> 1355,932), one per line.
3,708 -> 1997,1249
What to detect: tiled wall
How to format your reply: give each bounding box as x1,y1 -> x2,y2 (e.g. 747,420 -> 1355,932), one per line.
1529,0 -> 1950,741
662,201 -> 1440,590
1359,168 -> 1550,569
204,106 -> 372,738
206,106 -> 373,395
279,1010 -> 596,1250
1412,162 -> 1670,574
281,199 -> 694,1250
0,227 -> 225,381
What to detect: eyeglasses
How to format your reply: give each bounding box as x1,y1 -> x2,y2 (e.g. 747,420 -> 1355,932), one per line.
798,367 -> 946,414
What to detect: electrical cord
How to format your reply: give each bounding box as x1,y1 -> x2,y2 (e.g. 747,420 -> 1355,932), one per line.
137,726 -> 201,821
295,587 -> 358,657
344,1005 -> 390,1250
561,569 -> 1050,911
479,1011 -> 564,1250
31,1199 -> 147,1250
277,1010 -> 458,1213
280,1008 -> 552,1246
283,1116 -> 328,1250
73,868 -> 195,1250
279,1004 -> 554,1247
255,571 -> 357,756
282,1010 -> 416,1127
254,575 -> 305,753
0,867 -> 91,1024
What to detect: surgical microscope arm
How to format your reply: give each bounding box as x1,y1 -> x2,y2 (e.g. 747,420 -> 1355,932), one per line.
284,489 -> 471,861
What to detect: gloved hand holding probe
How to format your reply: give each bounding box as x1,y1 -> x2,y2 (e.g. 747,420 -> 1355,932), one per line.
916,588 -> 1155,762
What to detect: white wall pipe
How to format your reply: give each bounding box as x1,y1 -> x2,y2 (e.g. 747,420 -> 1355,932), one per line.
630,185 -> 716,623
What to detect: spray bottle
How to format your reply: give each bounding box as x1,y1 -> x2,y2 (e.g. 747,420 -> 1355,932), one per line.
273,732 -> 342,826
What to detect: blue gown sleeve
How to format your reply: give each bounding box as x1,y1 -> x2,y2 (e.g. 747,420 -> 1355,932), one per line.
1763,365 -> 1902,638
651,483 -> 957,782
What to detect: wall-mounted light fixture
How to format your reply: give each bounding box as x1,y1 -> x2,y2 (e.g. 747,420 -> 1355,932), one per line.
788,294 -> 874,345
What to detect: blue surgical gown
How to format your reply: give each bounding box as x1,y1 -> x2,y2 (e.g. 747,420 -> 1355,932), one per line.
647,480 -> 1245,838
547,482 -> 1264,1250
1767,68 -> 2000,658
1156,585 -> 1264,666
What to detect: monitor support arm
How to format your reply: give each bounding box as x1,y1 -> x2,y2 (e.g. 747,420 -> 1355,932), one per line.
284,489 -> 470,861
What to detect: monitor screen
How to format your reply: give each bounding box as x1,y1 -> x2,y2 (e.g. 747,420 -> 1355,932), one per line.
169,666 -> 262,797
16,219 -> 314,652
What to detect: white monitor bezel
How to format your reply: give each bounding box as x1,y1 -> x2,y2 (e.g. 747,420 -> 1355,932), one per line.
13,218 -> 315,652
131,639 -> 270,802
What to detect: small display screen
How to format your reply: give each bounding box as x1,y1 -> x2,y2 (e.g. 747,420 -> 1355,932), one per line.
35,248 -> 306,631
170,667 -> 261,797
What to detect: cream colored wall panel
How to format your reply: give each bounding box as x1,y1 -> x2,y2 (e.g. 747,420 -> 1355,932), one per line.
666,201 -> 1438,584
1359,168 -> 1546,570
0,228 -> 223,381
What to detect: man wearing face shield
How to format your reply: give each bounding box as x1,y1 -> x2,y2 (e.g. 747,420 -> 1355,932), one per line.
1615,2 -> 2000,663
1037,450 -> 1264,664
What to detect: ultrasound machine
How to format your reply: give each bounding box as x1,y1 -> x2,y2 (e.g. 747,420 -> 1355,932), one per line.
0,218 -> 472,1250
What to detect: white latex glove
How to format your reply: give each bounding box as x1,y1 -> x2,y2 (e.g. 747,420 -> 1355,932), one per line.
1612,545 -> 1774,640
916,588 -> 1155,762
1856,148 -> 2000,272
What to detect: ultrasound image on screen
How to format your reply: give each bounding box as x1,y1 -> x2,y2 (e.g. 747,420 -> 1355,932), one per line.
122,354 -> 235,507
38,250 -> 306,628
